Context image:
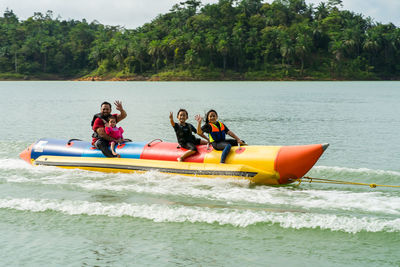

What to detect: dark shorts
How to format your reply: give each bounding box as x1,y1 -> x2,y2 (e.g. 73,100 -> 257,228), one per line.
94,138 -> 114,157
211,139 -> 238,150
179,138 -> 201,151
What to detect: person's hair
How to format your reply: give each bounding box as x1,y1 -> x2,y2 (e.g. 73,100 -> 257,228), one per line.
107,115 -> 117,122
177,108 -> 188,117
205,109 -> 218,124
101,101 -> 112,109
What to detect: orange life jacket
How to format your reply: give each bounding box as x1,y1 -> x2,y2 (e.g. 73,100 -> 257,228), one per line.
208,121 -> 226,143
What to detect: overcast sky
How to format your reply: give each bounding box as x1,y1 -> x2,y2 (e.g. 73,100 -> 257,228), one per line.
0,0 -> 398,29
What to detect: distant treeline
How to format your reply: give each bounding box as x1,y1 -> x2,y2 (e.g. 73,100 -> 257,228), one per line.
1,0 -> 400,80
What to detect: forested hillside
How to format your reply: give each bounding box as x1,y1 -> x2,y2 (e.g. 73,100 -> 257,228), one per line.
1,0 -> 400,80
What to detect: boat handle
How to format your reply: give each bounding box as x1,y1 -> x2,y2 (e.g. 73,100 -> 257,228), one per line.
67,138 -> 82,145
147,139 -> 163,147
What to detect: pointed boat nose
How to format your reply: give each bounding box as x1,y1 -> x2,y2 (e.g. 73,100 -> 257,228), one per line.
274,144 -> 328,184
19,143 -> 34,164
322,143 -> 329,151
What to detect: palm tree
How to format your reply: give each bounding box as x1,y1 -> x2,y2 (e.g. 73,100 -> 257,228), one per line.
184,49 -> 197,69
277,30 -> 294,69
148,40 -> 162,72
205,32 -> 216,67
295,33 -> 312,75
329,39 -> 344,76
315,2 -> 329,21
217,35 -> 229,73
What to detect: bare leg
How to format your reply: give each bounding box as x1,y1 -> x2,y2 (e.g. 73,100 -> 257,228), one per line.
110,142 -> 119,157
178,150 -> 196,162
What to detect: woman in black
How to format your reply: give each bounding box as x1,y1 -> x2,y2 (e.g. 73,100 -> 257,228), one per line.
170,109 -> 208,162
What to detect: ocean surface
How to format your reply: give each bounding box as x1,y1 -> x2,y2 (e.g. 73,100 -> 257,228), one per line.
0,81 -> 399,266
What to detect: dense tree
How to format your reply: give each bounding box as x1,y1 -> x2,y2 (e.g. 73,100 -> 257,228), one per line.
0,0 -> 400,80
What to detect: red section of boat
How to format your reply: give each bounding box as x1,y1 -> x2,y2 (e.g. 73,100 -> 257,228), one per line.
274,144 -> 325,184
140,141 -> 207,163
19,143 -> 34,164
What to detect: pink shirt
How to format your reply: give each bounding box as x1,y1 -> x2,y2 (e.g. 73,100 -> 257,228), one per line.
105,126 -> 124,140
92,113 -> 118,145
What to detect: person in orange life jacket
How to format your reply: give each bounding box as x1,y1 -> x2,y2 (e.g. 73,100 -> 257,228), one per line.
91,101 -> 127,157
195,109 -> 246,163
170,109 -> 209,162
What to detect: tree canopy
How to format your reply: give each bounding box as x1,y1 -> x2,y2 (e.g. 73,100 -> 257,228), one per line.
1,0 -> 400,80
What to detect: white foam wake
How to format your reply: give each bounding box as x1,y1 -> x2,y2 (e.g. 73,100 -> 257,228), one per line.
63,177 -> 400,216
0,197 -> 399,233
0,159 -> 36,170
3,167 -> 400,216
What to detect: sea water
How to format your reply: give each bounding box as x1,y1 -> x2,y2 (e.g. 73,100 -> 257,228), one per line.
0,81 -> 399,266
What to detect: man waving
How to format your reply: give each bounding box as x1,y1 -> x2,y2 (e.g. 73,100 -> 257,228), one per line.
91,100 -> 127,157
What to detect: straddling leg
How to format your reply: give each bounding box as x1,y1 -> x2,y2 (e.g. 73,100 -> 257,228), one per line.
178,142 -> 197,162
212,139 -> 238,163
220,143 -> 232,163
179,150 -> 196,162
110,142 -> 119,157
95,138 -> 114,158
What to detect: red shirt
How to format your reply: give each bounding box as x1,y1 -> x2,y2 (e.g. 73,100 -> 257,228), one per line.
92,113 -> 118,145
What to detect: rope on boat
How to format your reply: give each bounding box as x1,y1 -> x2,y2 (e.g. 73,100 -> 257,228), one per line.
297,176 -> 400,188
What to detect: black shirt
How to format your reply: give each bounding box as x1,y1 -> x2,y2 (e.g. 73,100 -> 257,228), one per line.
173,122 -> 197,145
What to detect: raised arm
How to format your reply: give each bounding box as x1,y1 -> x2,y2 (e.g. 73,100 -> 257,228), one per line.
115,100 -> 127,122
195,114 -> 203,135
169,112 -> 175,127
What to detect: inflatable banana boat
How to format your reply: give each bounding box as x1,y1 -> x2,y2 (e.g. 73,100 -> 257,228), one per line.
19,138 -> 328,185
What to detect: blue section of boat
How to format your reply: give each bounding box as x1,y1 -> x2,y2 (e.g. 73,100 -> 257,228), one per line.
81,147 -> 106,158
31,138 -> 86,160
116,142 -> 146,159
82,142 -> 146,159
30,138 -> 146,159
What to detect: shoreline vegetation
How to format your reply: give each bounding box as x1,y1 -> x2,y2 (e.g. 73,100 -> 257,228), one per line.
1,0 -> 400,81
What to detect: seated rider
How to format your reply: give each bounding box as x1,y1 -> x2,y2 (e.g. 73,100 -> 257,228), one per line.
105,115 -> 125,158
196,109 -> 245,163
91,101 -> 127,157
170,109 -> 208,162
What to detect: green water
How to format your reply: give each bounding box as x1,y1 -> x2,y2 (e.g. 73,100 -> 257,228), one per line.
1,81 -> 399,266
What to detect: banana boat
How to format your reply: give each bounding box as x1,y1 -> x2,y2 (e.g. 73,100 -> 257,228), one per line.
19,138 -> 328,185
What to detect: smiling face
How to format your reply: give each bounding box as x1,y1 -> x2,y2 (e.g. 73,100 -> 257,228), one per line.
177,110 -> 188,124
207,111 -> 218,124
108,117 -> 117,127
100,103 -> 112,117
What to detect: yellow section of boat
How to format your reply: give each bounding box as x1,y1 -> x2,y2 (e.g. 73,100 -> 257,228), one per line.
34,155 -> 280,185
204,145 -> 281,171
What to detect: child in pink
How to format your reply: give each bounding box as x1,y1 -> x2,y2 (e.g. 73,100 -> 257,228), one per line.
105,116 -> 124,157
